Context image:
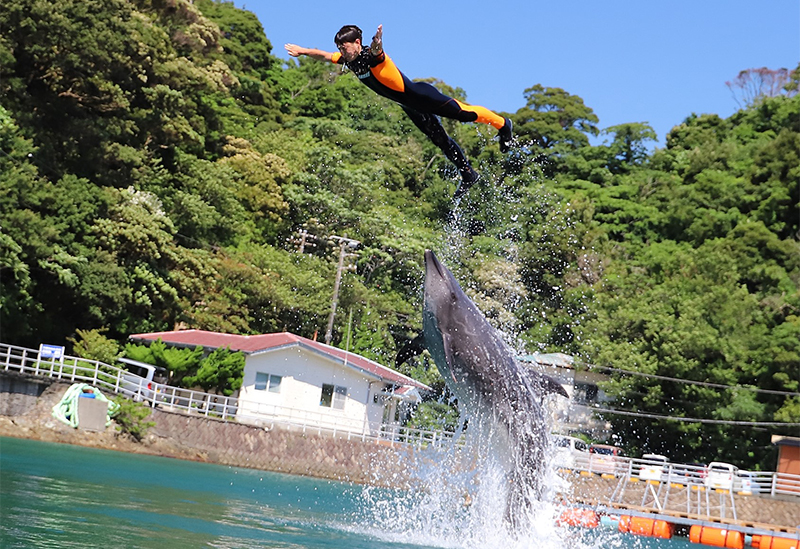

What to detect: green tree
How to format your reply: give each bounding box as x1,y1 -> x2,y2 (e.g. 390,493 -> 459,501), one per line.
584,237 -> 797,467
604,122 -> 658,173
184,346 -> 245,396
407,401 -> 460,433
511,84 -> 600,175
112,396 -> 155,442
124,339 -> 204,386
68,328 -> 121,365
0,105 -> 42,342
0,0 -> 796,470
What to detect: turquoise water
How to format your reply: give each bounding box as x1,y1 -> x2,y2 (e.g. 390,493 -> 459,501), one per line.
0,437 -> 697,549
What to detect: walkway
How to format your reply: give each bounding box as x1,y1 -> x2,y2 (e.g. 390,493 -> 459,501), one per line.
560,459 -> 800,539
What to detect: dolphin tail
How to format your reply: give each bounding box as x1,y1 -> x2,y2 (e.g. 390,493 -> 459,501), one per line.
505,470 -> 538,530
396,334 -> 426,366
504,423 -> 546,530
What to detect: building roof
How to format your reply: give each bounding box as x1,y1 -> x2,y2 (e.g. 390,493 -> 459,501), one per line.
519,352 -> 575,368
772,435 -> 800,447
129,330 -> 430,391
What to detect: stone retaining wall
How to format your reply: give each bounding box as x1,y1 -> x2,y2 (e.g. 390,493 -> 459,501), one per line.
150,408 -> 411,485
0,373 -> 48,415
0,373 -> 410,486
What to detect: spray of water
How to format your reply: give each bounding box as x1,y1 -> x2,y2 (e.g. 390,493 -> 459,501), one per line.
340,164 -> 626,548
347,416 -> 629,548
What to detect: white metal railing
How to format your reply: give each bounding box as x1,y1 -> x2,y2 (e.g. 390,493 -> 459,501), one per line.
0,342 -> 454,450
558,452 -> 800,500
5,341 -> 797,487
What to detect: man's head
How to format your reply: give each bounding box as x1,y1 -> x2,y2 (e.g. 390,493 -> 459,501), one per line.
334,25 -> 362,62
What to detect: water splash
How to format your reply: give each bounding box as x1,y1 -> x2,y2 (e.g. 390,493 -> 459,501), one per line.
346,424 -> 631,548
344,162 -> 620,547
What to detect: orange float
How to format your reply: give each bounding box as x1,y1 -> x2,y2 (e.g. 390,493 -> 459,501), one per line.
751,535 -> 799,549
556,508 -> 599,528
618,515 -> 674,539
689,525 -> 744,549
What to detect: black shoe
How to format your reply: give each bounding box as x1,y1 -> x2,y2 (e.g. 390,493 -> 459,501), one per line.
453,167 -> 479,200
499,117 -> 513,152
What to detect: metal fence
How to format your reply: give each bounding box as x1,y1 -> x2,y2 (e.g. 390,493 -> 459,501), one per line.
560,451 -> 800,500
0,342 -> 453,450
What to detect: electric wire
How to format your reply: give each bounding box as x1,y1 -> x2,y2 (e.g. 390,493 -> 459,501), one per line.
590,406 -> 800,427
550,361 -> 800,426
581,363 -> 800,397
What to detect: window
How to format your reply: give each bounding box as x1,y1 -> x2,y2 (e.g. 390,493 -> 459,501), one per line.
255,372 -> 282,393
320,384 -> 347,410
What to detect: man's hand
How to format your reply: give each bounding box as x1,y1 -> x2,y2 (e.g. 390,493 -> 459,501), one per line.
284,43 -> 335,62
284,43 -> 305,57
370,24 -> 383,55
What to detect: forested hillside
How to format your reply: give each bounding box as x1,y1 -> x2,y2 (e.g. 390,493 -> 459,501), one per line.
1,0 -> 797,468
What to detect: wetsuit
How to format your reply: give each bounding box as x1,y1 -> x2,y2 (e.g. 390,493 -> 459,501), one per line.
332,47 -> 506,179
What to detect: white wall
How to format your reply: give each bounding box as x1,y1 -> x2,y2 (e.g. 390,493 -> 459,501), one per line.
237,345 -> 388,434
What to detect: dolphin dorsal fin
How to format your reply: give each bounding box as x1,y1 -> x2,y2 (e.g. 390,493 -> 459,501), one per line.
396,334 -> 426,366
523,369 -> 570,399
541,374 -> 569,398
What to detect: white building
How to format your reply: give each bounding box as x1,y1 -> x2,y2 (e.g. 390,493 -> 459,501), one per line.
128,330 -> 430,436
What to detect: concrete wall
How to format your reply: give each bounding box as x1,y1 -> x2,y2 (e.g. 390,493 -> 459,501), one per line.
150,408 -> 409,485
0,374 -> 48,415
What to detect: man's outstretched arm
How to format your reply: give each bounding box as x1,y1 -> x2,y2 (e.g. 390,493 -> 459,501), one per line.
284,44 -> 335,62
370,24 -> 383,56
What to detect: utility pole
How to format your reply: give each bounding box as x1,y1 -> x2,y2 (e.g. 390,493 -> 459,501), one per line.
287,228 -> 317,254
325,235 -> 360,345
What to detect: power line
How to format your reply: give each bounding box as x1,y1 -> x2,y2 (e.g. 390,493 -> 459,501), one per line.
591,406 -> 800,427
583,364 -> 800,397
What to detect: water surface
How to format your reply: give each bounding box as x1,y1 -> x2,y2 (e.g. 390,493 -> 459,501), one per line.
0,437 -> 696,548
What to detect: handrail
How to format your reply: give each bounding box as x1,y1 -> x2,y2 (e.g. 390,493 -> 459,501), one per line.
0,342 -> 453,450
561,452 -> 800,500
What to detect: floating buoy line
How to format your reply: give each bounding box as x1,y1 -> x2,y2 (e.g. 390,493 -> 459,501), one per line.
556,506 -> 799,549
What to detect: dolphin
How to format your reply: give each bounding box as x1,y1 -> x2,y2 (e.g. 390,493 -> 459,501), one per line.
398,250 -> 569,528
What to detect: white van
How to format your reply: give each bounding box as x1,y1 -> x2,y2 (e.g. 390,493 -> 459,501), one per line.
638,454 -> 669,481
553,435 -> 589,469
589,444 -> 625,474
705,462 -> 739,490
118,357 -> 167,403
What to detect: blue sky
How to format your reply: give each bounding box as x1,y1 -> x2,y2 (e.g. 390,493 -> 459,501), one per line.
237,0 -> 799,147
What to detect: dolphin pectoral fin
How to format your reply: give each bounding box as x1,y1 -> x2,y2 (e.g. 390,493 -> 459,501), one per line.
396,334 -> 426,366
440,333 -> 460,384
441,332 -> 455,367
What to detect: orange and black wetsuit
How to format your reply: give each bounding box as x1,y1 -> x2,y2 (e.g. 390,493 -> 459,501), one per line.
332,46 -> 507,185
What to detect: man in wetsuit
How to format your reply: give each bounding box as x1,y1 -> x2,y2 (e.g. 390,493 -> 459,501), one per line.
285,24 -> 513,199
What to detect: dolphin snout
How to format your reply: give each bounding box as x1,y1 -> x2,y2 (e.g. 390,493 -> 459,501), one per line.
425,250 -> 447,279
